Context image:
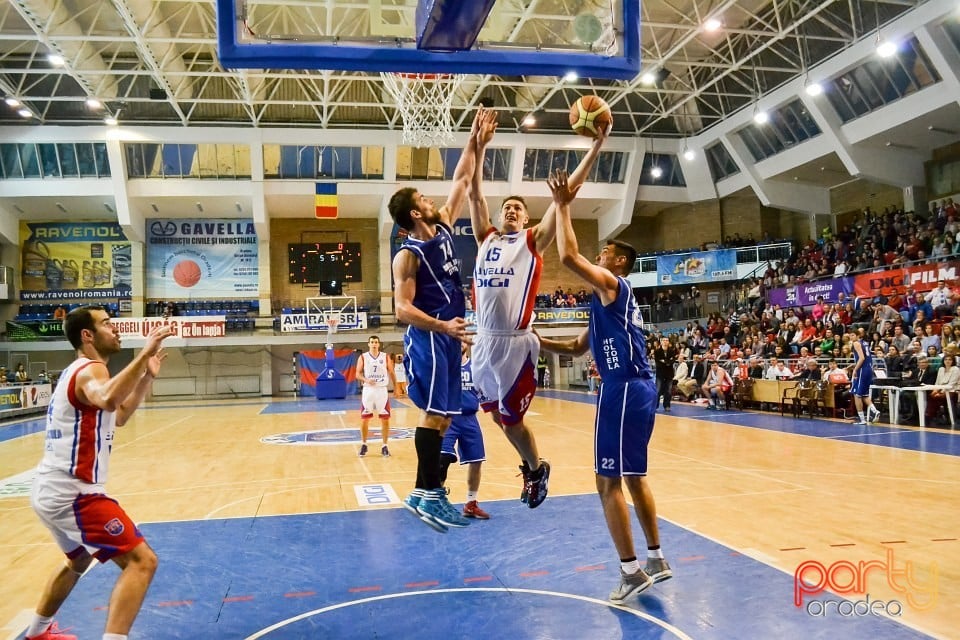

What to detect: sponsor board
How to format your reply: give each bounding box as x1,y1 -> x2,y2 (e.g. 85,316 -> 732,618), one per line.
110,317 -> 226,341
280,312 -> 368,332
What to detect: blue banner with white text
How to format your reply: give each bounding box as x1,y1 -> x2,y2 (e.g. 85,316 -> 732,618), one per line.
656,249 -> 737,285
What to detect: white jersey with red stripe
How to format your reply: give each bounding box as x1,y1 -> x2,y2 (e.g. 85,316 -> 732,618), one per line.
473,227 -> 542,332
36,357 -> 115,488
361,352 -> 389,387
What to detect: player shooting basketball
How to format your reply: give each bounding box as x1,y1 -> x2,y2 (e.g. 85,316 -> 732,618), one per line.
466,109 -> 610,508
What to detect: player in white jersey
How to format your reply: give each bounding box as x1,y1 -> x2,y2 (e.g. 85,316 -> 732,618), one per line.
468,114 -> 609,508
25,306 -> 174,640
356,335 -> 396,457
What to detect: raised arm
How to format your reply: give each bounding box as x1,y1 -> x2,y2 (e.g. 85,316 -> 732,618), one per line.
548,170 -> 619,303
532,126 -> 610,253
469,108 -> 499,244
439,109 -> 484,228
116,347 -> 167,426
392,249 -> 473,344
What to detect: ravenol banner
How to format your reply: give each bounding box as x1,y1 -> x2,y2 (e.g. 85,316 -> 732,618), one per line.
656,249 -> 737,285
146,219 -> 259,299
20,221 -> 131,301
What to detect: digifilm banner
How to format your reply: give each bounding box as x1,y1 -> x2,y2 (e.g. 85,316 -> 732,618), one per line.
767,277 -> 854,308
657,249 -> 737,285
20,221 -> 131,301
852,261 -> 958,298
146,219 -> 259,299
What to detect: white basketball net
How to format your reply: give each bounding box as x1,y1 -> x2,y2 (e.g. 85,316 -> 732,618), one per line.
325,311 -> 341,335
380,73 -> 466,148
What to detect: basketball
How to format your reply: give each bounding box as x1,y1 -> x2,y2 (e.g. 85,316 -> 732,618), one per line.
173,259 -> 202,288
569,95 -> 612,138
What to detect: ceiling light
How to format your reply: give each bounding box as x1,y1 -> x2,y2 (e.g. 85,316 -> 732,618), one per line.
196,202 -> 204,212
85,98 -> 102,109
804,81 -> 823,96
683,148 -> 696,161
704,18 -> 723,32
18,108 -> 32,118
47,53 -> 65,66
876,40 -> 897,58
5,97 -> 20,107
522,114 -> 536,127
104,116 -> 117,125
928,125 -> 959,135
563,71 -> 578,82
753,110 -> 769,124
640,72 -> 656,86
650,166 -> 663,179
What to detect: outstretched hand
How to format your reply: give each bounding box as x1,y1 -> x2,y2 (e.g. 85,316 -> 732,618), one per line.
146,348 -> 167,379
546,170 -> 581,207
475,107 -> 498,147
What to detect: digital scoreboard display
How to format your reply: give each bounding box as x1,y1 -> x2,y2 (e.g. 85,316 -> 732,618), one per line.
288,242 -> 361,284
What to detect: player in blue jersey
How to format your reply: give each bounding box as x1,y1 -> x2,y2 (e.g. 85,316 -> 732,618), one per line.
389,107 -> 497,533
537,170 -> 671,603
851,336 -> 881,425
439,343 -> 490,520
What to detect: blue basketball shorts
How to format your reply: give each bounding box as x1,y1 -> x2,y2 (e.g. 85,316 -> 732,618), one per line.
404,326 -> 462,417
850,369 -> 873,397
441,412 -> 486,464
595,377 -> 656,477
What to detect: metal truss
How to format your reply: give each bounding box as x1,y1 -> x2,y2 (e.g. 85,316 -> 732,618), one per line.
0,0 -> 927,135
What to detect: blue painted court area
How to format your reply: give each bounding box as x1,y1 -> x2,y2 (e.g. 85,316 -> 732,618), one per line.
0,417 -> 45,443
35,495 -> 930,640
539,391 -> 960,457
260,397 -> 413,415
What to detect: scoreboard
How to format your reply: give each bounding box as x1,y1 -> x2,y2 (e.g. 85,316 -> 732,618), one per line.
288,242 -> 362,284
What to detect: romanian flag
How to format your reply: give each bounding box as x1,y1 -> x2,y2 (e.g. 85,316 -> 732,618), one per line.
315,183 -> 338,219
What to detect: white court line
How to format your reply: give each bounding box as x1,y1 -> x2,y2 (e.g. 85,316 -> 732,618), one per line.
2,609 -> 34,640
243,588 -> 694,640
826,429 -> 915,439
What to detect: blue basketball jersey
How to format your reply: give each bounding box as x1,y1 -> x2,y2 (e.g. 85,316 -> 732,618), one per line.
589,277 -> 653,381
460,357 -> 480,415
398,222 -> 465,321
853,338 -> 873,369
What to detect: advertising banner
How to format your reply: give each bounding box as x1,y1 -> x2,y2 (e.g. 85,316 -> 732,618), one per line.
297,349 -> 359,396
146,219 -> 259,299
5,319 -> 67,341
280,311 -> 368,332
657,249 -> 737,285
852,260 -> 958,298
20,221 -> 131,301
110,316 -> 227,341
767,277 -> 854,308
0,383 -> 52,415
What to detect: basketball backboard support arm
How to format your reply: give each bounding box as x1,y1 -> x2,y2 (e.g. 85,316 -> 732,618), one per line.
215,0 -> 640,81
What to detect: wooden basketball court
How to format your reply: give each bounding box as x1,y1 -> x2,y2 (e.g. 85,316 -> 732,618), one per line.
0,392 -> 957,639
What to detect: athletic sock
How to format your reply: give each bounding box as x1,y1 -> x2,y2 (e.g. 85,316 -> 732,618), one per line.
857,411 -> 866,421
466,490 -> 478,503
26,615 -> 53,638
415,427 -> 442,490
620,557 -> 641,574
647,547 -> 665,559
103,634 -> 127,640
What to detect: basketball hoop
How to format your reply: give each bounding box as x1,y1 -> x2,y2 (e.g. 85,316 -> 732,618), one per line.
325,311 -> 341,335
380,72 -> 466,148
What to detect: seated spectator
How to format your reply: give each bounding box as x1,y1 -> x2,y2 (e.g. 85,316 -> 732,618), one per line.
14,363 -> 29,383
702,361 -> 734,410
925,354 -> 959,426
925,280 -> 954,319
747,357 -> 766,379
674,354 -> 698,400
0,366 -> 6,384
885,346 -> 906,378
765,357 -> 793,380
52,305 -> 67,321
920,324 -> 941,354
796,358 -> 822,381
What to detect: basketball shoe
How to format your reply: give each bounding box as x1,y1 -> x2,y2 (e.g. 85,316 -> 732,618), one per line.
417,489 -> 469,529
358,443 -> 368,457
26,622 -> 76,640
463,500 -> 490,519
523,459 -> 551,509
402,489 -> 424,517
644,558 -> 673,584
609,568 -> 654,603
381,445 -> 390,457
867,406 -> 881,423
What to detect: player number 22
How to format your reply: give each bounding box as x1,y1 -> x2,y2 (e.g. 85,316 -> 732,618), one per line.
600,458 -> 615,470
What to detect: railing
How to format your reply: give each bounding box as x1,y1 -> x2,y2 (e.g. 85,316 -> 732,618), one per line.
631,242 -> 792,274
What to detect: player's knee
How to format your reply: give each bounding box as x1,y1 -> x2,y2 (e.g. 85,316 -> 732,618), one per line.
67,552 -> 94,575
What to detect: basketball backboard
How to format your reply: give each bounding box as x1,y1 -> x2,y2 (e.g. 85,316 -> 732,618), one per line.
216,0 -> 639,80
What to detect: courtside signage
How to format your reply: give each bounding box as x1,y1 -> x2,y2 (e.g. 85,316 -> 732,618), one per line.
794,549 -> 938,617
353,484 -> 400,507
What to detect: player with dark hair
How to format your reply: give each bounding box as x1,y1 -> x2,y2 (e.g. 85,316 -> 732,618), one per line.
356,335 -> 395,457
25,306 -> 174,640
467,116 -> 609,508
389,107 -> 497,532
537,171 -> 671,603
851,334 -> 881,425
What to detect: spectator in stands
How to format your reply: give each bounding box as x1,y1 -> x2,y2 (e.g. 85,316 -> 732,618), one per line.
765,357 -> 792,380
890,325 -> 911,353
792,319 -> 818,354
942,325 -> 956,350
819,328 -> 837,356
0,367 -> 6,384
925,354 -> 959,426
53,306 -> 67,321
885,346 -> 907,378
15,363 -> 29,383
673,354 -> 697,401
925,280 -> 955,319
920,324 -> 941,354
747,357 -> 765,379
